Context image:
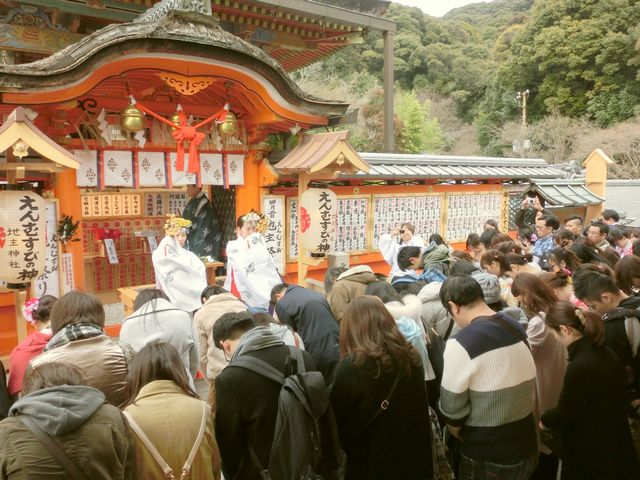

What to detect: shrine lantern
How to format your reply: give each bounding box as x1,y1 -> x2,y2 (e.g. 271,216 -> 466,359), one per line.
0,191 -> 47,286
299,188 -> 337,255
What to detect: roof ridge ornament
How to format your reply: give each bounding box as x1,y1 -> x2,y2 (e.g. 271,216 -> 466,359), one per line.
136,0 -> 211,23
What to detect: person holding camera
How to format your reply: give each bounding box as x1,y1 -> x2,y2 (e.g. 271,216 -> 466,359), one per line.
377,222 -> 425,277
515,194 -> 546,235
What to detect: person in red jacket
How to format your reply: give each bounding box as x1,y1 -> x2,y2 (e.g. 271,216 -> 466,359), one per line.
7,295 -> 57,397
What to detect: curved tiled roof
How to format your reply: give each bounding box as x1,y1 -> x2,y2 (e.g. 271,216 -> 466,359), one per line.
338,153 -> 565,181
0,8 -> 348,118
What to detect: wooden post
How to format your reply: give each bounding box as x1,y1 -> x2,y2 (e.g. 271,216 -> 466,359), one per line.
297,172 -> 309,285
16,289 -> 28,343
583,149 -> 612,221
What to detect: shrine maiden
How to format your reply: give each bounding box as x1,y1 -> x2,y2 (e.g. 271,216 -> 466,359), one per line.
152,215 -> 207,312
224,210 -> 281,309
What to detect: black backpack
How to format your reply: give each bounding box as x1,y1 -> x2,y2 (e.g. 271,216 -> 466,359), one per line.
231,346 -> 346,480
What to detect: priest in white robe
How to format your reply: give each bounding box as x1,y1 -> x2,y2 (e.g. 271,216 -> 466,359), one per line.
152,215 -> 207,312
224,210 -> 282,310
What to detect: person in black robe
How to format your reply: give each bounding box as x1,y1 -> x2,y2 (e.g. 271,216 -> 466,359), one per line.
183,185 -> 221,258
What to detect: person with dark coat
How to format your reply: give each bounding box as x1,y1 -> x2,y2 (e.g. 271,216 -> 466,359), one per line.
271,283 -> 339,382
330,296 -> 433,480
183,185 -> 221,258
541,301 -> 640,480
213,312 -> 317,480
573,264 -> 640,393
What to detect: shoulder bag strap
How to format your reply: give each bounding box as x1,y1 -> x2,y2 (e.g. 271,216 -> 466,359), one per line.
352,374 -> 401,439
444,317 -> 454,341
179,402 -> 209,480
19,415 -> 91,480
123,411 -> 175,479
492,313 -> 530,350
289,345 -> 306,374
231,356 -> 286,385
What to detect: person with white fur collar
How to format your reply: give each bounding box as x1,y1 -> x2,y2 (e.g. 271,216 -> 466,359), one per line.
364,280 -> 435,382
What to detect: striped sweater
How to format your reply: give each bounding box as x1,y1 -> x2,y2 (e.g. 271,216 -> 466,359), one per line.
439,314 -> 538,462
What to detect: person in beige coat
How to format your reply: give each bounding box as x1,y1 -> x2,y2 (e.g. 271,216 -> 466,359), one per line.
124,342 -> 221,480
30,291 -> 130,408
193,286 -> 247,405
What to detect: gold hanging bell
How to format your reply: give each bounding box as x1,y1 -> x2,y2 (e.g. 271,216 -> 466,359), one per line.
120,105 -> 144,132
218,110 -> 238,136
169,112 -> 181,132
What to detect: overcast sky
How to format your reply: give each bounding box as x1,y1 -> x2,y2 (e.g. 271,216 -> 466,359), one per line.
394,0 -> 494,17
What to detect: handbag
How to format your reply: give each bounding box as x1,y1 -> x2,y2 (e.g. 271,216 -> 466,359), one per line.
426,318 -> 454,382
20,415 -> 90,480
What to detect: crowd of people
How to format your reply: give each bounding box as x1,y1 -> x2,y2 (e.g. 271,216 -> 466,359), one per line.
1,201 -> 640,480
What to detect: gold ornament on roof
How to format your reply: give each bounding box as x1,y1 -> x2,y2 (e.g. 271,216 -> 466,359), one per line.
158,73 -> 215,96
164,214 -> 192,236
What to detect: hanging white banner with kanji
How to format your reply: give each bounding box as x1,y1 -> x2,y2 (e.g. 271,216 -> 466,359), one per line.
74,150 -> 98,187
103,150 -> 134,187
261,195 -> 286,274
227,154 -> 245,185
138,151 -> 167,187
170,152 -> 198,186
200,153 -> 224,185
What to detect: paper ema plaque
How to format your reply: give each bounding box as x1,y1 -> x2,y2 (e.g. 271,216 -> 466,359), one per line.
287,198 -> 299,260
131,194 -> 141,216
262,195 -> 286,274
168,192 -> 188,215
81,195 -> 91,218
445,193 -> 503,242
91,195 -> 101,217
373,195 -> 443,244
61,252 -> 75,293
103,238 -> 119,265
335,198 -> 369,252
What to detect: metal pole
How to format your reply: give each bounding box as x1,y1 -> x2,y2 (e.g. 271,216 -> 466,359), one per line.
383,30 -> 394,152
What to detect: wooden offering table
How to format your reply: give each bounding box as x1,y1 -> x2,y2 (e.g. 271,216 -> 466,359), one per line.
118,260 -> 223,316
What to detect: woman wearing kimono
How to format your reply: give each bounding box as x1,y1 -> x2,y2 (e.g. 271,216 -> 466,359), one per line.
152,215 -> 207,313
224,210 -> 281,310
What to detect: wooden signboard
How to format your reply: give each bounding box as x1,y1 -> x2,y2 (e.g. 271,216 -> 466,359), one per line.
444,192 -> 504,242
261,194 -> 286,274
335,196 -> 370,253
372,194 -> 444,245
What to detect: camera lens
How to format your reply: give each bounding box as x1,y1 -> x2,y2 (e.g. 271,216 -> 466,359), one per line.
399,229 -> 405,234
